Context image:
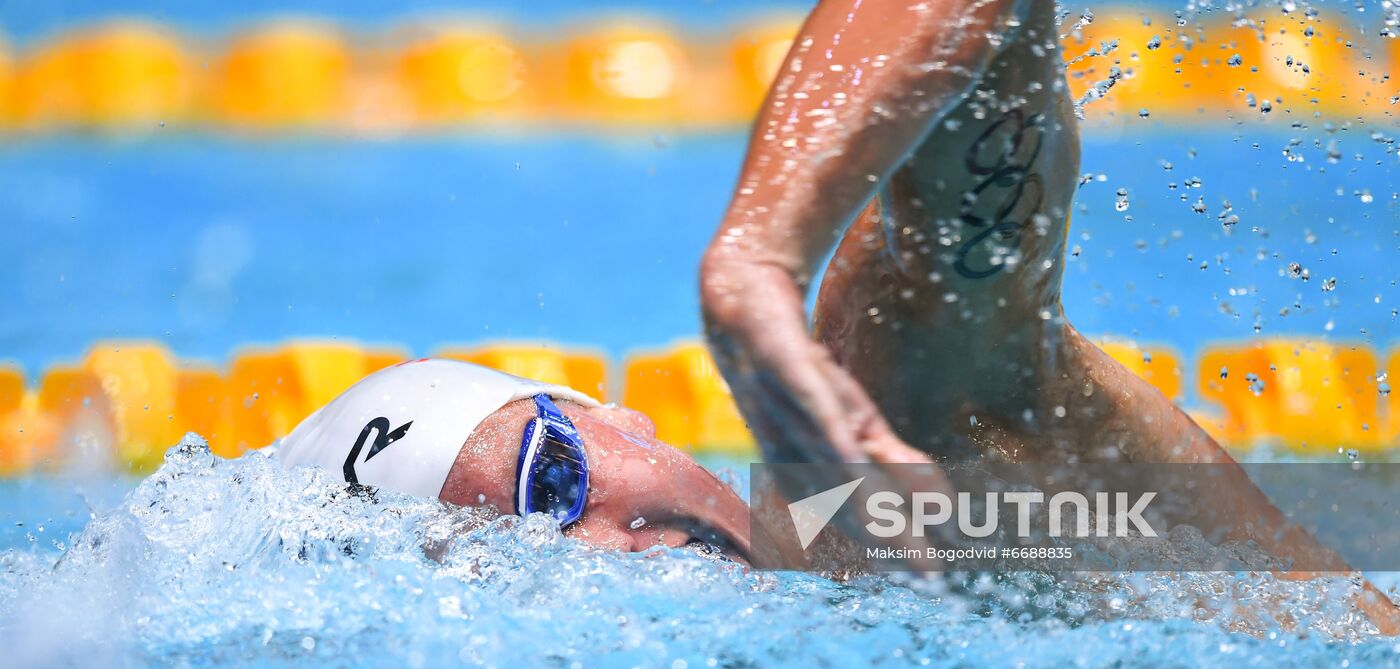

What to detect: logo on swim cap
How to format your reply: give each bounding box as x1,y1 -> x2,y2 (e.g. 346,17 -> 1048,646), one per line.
342,417 -> 414,486
278,358 -> 601,499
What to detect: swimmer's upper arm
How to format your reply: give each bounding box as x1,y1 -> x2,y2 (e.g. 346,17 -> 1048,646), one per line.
703,0 -> 1028,294
699,0 -> 1031,474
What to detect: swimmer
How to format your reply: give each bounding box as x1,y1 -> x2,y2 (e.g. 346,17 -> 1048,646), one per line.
699,0 -> 1400,630
277,358 -> 753,563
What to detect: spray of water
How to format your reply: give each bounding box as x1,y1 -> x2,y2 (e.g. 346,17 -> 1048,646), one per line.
1,434 -> 1395,667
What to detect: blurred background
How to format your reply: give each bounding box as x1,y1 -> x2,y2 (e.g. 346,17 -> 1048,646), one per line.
0,0 -> 1397,473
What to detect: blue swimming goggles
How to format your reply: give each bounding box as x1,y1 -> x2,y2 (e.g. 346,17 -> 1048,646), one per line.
514,393 -> 589,528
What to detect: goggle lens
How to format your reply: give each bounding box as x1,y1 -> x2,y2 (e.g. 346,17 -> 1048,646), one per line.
516,394 -> 589,528
528,434 -> 586,522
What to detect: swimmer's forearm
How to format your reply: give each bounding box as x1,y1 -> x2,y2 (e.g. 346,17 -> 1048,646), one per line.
706,0 -> 1027,285
699,0 -> 1037,469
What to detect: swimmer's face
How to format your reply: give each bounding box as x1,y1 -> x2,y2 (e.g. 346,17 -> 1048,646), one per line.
439,398 -> 753,563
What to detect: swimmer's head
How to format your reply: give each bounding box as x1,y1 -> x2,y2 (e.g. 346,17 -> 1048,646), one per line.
278,358 -> 752,562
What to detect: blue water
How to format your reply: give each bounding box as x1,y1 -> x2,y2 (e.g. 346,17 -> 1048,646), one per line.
2,438 -> 1398,668
0,0 -> 816,44
1,126 -> 1397,407
1,30 -> 1398,664
2,0 -> 1346,44
4,0 -> 1397,48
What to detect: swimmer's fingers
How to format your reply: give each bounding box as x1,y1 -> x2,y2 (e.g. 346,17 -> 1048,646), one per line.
749,366 -> 846,463
826,372 -> 959,565
728,327 -> 945,493
865,435 -> 952,497
718,329 -> 867,463
814,348 -> 923,464
747,339 -> 916,464
701,259 -> 900,463
768,342 -> 898,464
744,349 -> 954,568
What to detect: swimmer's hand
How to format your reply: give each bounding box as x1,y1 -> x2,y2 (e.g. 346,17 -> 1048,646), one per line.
703,256 -> 955,568
697,0 -> 1035,522
699,0 -> 1022,465
701,257 -> 927,468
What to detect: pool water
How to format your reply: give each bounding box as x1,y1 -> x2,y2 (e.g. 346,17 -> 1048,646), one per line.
2,45 -> 1398,669
3,127 -> 1396,395
2,436 -> 1398,668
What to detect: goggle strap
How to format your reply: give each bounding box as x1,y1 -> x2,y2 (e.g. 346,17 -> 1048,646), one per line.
515,415 -> 547,516
533,394 -> 578,439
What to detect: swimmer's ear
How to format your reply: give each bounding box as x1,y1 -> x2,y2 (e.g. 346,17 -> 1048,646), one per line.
590,406 -> 658,439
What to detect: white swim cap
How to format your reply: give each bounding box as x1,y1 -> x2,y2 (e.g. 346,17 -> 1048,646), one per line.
278,358 -> 600,498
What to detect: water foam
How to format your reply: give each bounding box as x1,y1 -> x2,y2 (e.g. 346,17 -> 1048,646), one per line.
1,435 -> 1396,668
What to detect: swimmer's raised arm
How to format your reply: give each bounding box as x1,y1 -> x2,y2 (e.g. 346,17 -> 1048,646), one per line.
701,0 -> 1028,464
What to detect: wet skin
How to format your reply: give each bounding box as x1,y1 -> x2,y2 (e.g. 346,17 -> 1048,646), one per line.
700,0 -> 1400,631
808,0 -> 1221,465
437,398 -> 753,564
